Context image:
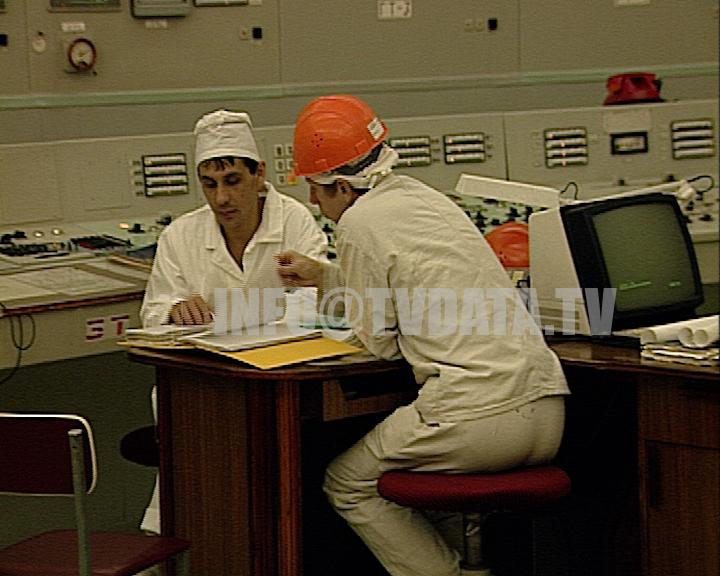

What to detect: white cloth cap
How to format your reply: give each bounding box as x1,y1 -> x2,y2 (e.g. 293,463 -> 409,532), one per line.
194,109 -> 261,167
308,145 -> 399,190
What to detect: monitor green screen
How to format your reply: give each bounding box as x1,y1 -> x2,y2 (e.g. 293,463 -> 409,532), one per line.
593,202 -> 699,313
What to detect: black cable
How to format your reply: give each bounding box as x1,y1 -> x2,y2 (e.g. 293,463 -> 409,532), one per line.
687,174 -> 715,194
0,302 -> 36,385
559,181 -> 579,200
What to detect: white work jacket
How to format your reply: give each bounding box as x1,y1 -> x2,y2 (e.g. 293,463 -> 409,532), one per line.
141,184 -> 327,326
321,173 -> 570,423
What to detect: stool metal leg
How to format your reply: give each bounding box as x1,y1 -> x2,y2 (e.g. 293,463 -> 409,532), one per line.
461,512 -> 494,575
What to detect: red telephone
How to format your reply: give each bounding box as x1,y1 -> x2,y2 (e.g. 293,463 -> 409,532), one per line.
603,72 -> 663,105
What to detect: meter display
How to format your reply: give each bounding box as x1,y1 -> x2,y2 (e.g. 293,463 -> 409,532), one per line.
194,0 -> 248,5
66,37 -> 97,72
132,0 -> 191,18
610,132 -> 649,155
50,0 -> 121,11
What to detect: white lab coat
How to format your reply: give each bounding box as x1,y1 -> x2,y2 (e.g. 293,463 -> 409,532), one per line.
140,184 -> 327,326
138,183 -> 326,534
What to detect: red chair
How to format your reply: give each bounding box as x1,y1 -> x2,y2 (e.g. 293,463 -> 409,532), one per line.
378,465 -> 571,575
0,412 -> 190,576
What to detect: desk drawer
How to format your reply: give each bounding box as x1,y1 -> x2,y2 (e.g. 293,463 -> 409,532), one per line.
638,378 -> 720,449
322,378 -> 413,421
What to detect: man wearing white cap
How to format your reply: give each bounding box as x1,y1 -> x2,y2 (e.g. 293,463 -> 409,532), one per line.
141,109 -> 327,327
136,110 -> 327,542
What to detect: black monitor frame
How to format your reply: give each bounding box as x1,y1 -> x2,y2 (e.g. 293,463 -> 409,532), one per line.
560,192 -> 704,331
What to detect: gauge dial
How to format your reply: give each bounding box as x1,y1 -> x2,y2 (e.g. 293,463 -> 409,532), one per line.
67,38 -> 97,72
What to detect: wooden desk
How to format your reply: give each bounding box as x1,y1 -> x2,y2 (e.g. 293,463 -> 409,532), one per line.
129,341 -> 719,576
549,339 -> 718,382
127,348 -> 413,576
550,339 -> 719,576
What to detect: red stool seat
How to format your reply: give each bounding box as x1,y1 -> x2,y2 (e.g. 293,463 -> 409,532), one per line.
377,465 -> 571,513
377,465 -> 571,575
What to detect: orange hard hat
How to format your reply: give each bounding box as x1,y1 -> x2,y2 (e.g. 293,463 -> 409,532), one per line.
293,95 -> 388,177
484,222 -> 530,268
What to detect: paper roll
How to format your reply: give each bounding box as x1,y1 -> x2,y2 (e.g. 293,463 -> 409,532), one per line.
678,316 -> 719,348
638,314 -> 719,347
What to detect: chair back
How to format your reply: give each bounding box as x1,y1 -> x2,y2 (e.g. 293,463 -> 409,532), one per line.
0,413 -> 96,575
0,412 -> 190,576
0,412 -> 96,496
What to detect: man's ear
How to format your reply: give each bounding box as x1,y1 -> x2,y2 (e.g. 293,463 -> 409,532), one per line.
337,179 -> 358,201
256,160 -> 267,181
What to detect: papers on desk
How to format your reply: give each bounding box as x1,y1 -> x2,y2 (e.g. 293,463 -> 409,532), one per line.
640,343 -> 719,367
120,324 -> 213,349
614,315 -> 720,367
119,321 -> 361,368
179,323 -> 322,352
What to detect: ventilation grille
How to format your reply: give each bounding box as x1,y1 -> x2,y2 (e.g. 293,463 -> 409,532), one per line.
390,136 -> 432,167
544,127 -> 588,168
138,153 -> 189,197
671,119 -> 715,159
444,132 -> 486,164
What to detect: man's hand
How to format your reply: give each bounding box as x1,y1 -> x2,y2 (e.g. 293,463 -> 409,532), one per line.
169,294 -> 213,325
276,250 -> 323,288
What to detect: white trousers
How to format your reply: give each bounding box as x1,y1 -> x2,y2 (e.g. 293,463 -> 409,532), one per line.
323,395 -> 566,576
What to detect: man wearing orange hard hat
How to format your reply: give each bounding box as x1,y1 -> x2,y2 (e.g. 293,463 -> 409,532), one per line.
278,95 -> 569,576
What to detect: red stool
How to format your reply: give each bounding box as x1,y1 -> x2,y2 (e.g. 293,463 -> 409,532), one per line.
377,465 -> 571,575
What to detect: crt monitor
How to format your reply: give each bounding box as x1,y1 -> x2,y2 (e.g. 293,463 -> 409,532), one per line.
529,191 -> 704,336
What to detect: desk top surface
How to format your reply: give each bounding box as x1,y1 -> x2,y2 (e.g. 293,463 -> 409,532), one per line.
549,339 -> 719,381
128,339 -> 718,382
127,346 -> 411,381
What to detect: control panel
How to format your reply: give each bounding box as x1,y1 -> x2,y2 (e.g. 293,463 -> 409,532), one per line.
504,99 -> 718,198
0,214 -> 168,268
0,131 -> 195,369
0,132 -> 200,229
0,100 -> 716,282
0,100 -> 718,371
503,98 -> 719,282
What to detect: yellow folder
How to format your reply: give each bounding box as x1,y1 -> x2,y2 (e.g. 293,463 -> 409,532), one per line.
205,336 -> 362,369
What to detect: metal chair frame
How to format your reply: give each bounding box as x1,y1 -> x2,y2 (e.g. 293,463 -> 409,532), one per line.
0,412 -> 190,576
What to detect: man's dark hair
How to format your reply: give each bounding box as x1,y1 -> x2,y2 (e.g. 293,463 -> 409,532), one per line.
334,144 -> 382,176
198,156 -> 259,175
